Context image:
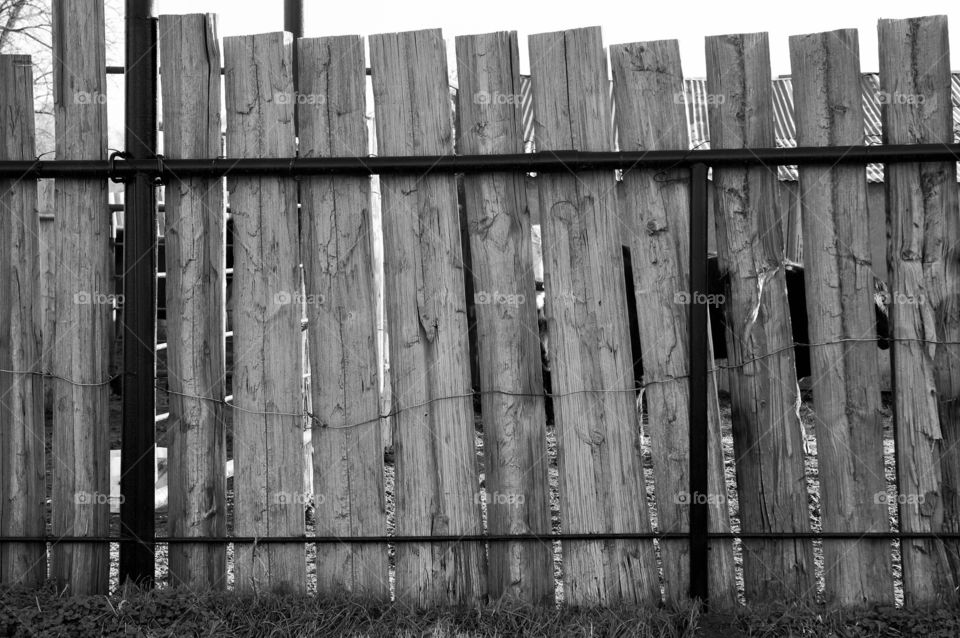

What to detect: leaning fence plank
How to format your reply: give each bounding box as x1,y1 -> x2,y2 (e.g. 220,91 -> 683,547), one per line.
297,35 -> 389,599
455,31 -> 553,605
789,28 -> 893,606
610,39 -> 737,608
705,32 -> 814,602
528,26 -> 659,606
879,15 -> 957,603
159,13 -> 227,590
224,31 -> 305,594
0,54 -> 45,587
51,0 -> 111,595
369,28 -> 485,606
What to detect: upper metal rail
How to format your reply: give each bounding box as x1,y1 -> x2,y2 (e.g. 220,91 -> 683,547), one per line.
3,144 -> 959,179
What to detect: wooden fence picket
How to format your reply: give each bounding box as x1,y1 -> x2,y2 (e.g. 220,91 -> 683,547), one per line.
297,35 -> 389,599
879,14 -> 959,604
705,32 -> 814,602
51,0 -> 111,595
224,31 -> 305,594
789,28 -> 893,605
369,28 -> 485,606
455,31 -> 554,605
158,13 -> 227,590
0,54 -> 45,587
528,26 -> 659,606
610,38 -> 737,608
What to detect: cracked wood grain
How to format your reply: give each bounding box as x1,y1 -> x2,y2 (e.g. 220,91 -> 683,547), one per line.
225,30 -> 305,594
298,34 -> 389,599
159,13 -> 227,591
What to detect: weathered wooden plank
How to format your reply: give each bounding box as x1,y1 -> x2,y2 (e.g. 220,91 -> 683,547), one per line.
297,35 -> 389,599
610,38 -> 737,608
159,13 -> 227,590
705,32 -> 814,602
528,26 -> 659,606
0,54 -> 45,587
51,0 -> 111,595
879,15 -> 957,603
455,31 -> 553,605
224,31 -> 305,594
369,28 -> 485,606
789,28 -> 893,606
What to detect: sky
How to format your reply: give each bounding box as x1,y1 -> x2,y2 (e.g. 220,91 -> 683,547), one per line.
153,0 -> 960,78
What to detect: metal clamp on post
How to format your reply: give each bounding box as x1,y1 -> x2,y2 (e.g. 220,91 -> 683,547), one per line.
153,154 -> 166,186
109,150 -> 131,183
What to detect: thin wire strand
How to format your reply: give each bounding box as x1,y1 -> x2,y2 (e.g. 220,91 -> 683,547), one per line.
1,334 -> 941,430
154,334 -> 923,431
0,369 -> 117,387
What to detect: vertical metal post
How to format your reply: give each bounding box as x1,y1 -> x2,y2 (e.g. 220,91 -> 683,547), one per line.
119,0 -> 157,586
285,0 -> 303,133
688,162 -> 709,604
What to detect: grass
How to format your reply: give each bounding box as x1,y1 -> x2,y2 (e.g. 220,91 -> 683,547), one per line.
1,582 -> 695,637
4,583 -> 960,637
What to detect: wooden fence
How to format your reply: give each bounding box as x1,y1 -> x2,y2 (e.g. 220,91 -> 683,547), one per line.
2,0 -> 960,609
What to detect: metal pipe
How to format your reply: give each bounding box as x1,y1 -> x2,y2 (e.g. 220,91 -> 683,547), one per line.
4,531 -> 960,544
688,163 -> 709,604
3,144 -> 959,179
284,0 -> 303,137
108,65 -> 374,76
119,0 -> 157,587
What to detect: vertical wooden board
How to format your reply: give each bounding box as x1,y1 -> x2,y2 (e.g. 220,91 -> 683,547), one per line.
528,27 -> 659,606
297,35 -> 389,599
369,28 -> 485,606
224,31 -> 305,594
879,15 -> 957,603
789,28 -> 893,606
51,0 -> 110,595
0,54 -> 45,587
159,13 -> 227,590
610,39 -> 737,608
705,32 -> 814,602
455,31 -> 553,605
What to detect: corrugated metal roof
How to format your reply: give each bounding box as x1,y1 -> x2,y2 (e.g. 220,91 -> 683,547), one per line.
518,73 -> 960,183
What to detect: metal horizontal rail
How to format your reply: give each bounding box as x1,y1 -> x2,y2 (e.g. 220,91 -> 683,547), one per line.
1,531 -> 956,544
105,65 -> 373,76
3,144 -> 960,179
